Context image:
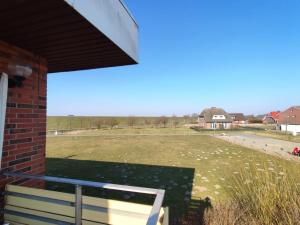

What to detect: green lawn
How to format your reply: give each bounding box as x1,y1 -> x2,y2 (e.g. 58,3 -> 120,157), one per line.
46,128 -> 299,221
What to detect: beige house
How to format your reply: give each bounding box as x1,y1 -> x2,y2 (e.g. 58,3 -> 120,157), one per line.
229,113 -> 247,124
198,107 -> 233,129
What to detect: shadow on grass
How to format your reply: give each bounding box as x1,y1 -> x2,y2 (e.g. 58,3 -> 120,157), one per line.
46,158 -> 211,225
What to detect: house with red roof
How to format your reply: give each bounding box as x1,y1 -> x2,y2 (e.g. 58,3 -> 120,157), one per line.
262,111 -> 280,124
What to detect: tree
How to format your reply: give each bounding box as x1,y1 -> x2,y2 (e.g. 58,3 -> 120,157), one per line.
160,116 -> 169,128
95,119 -> 104,129
172,115 -> 179,128
56,118 -> 61,130
154,118 -> 161,128
144,119 -> 152,127
107,118 -> 119,129
192,113 -> 198,118
127,116 -> 137,128
248,117 -> 263,124
80,118 -> 83,128
191,113 -> 199,123
183,115 -> 190,124
68,117 -> 72,130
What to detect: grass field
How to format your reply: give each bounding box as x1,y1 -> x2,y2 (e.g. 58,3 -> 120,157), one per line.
45,127 -> 300,222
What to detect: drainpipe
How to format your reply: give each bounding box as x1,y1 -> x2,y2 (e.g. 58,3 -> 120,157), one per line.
0,73 -> 8,169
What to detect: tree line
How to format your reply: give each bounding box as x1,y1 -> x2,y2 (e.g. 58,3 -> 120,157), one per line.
49,114 -> 199,130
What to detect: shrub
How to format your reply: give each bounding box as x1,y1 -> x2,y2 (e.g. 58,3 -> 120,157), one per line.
248,117 -> 263,124
203,202 -> 250,225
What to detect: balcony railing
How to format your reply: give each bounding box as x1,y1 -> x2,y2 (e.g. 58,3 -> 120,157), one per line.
3,171 -> 167,225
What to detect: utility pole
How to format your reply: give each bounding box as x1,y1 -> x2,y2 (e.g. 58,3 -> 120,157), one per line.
292,115 -> 296,136
213,119 -> 216,136
286,117 -> 288,135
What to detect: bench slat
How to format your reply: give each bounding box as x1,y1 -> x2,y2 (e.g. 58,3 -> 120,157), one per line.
5,205 -> 75,224
6,195 -> 75,217
6,195 -> 149,225
5,215 -> 106,225
5,207 -> 106,225
5,185 -> 167,225
7,184 -> 153,214
5,214 -> 56,225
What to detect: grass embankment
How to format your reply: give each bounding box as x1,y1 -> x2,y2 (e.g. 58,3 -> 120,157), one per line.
245,130 -> 300,143
46,128 -> 300,223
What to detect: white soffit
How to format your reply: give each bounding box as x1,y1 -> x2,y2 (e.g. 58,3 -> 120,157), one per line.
64,0 -> 139,63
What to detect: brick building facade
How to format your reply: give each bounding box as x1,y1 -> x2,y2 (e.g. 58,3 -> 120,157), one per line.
0,40 -> 47,191
0,1 -> 138,222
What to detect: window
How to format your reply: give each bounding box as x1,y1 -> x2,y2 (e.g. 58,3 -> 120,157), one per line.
211,123 -> 217,129
212,115 -> 225,120
0,73 -> 8,168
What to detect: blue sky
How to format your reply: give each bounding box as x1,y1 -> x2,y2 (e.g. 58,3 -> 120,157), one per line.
48,0 -> 300,116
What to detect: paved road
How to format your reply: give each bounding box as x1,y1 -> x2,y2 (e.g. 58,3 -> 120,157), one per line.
215,133 -> 300,162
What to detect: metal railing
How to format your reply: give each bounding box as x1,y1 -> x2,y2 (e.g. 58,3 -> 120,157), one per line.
3,171 -> 165,225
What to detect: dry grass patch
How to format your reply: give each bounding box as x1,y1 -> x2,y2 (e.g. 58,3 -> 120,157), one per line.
203,161 -> 300,225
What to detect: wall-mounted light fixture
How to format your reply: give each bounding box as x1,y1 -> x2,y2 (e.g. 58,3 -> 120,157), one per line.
7,62 -> 33,88
8,64 -> 33,78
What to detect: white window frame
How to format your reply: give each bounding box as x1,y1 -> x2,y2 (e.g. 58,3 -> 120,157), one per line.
211,123 -> 216,129
212,115 -> 226,120
0,73 -> 8,169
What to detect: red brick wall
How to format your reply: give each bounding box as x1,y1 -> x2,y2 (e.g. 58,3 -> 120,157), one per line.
0,40 -> 47,190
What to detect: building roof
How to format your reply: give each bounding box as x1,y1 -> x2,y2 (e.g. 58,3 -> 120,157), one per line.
265,111 -> 280,120
229,113 -> 246,121
199,107 -> 233,123
278,106 -> 300,125
0,0 -> 138,73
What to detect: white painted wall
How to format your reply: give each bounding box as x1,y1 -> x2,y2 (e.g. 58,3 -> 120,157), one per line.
0,73 -> 8,168
280,124 -> 300,134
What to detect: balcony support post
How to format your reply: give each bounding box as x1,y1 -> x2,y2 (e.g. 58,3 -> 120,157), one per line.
75,185 -> 82,225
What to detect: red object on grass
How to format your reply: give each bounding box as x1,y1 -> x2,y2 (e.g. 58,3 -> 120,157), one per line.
293,147 -> 299,155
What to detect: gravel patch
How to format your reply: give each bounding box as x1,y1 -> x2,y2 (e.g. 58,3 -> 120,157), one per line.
215,133 -> 300,162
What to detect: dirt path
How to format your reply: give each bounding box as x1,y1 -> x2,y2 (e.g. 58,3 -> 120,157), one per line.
215,133 -> 300,162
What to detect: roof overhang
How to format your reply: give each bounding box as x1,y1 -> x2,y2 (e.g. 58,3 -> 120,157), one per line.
0,0 -> 139,73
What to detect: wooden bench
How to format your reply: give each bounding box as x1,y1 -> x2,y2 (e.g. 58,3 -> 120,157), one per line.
4,185 -> 169,225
